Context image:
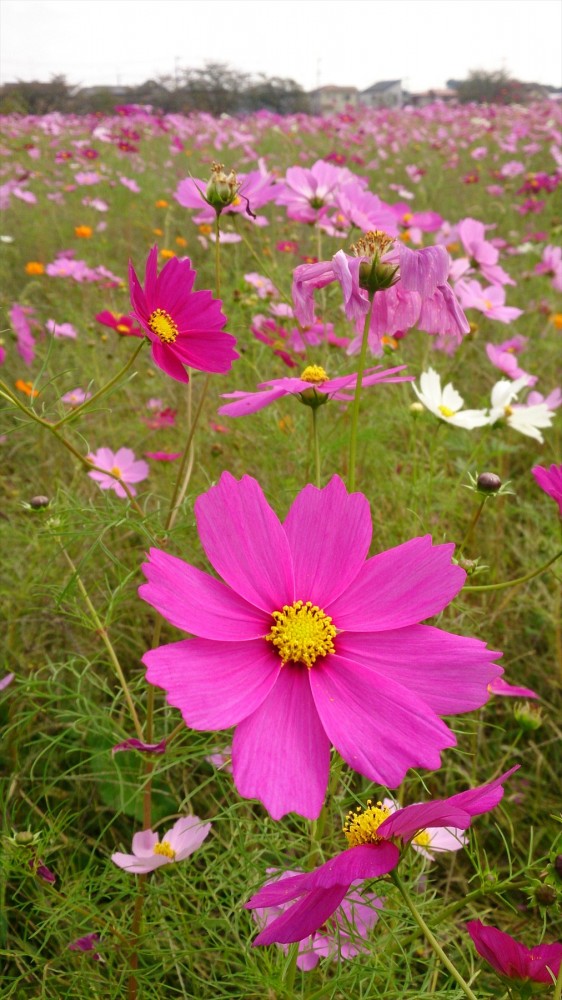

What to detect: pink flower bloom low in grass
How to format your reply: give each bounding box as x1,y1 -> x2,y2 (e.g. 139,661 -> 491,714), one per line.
532,463 -> 562,516
485,342 -> 537,384
534,244 -> 562,292
145,451 -> 182,461
68,933 -> 101,960
87,447 -> 148,498
218,363 -> 411,418
246,768 -> 517,946
140,474 -> 502,820
111,816 -> 211,874
466,921 -> 562,985
129,246 -> 238,383
61,388 -> 92,406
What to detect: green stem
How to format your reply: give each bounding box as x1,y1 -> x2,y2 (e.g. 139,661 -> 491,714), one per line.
59,546 -> 144,741
214,213 -> 221,298
165,373 -> 210,532
231,218 -> 293,305
127,878 -> 146,1000
392,871 -> 479,1000
283,942 -> 299,995
464,549 -> 562,591
347,296 -> 375,492
311,407 -> 321,488
457,497 -> 487,558
52,339 -> 146,428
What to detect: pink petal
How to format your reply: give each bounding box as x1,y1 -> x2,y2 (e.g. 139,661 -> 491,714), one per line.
194,473 -> 294,611
218,386 -> 290,417
232,664 -> 331,819
167,816 -> 211,859
310,654 -> 455,787
398,243 -> 449,295
488,676 -> 538,699
112,738 -> 167,755
131,829 -> 159,857
139,548 -> 270,639
151,340 -> 190,383
253,886 -> 349,945
326,536 -> 465,631
143,638 -> 281,729
282,476 -> 372,606
111,851 -> 168,873
337,626 -> 501,714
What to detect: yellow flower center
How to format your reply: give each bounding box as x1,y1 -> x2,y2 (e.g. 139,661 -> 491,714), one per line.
110,466 -> 122,478
483,299 -> 493,310
350,230 -> 394,259
413,829 -> 431,848
266,600 -> 336,668
300,365 -> 329,384
148,308 -> 179,344
116,323 -> 130,333
504,405 -> 513,416
438,404 -> 455,418
343,800 -> 392,847
153,840 -> 176,859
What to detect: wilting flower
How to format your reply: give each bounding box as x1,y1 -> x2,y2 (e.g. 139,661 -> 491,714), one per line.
140,474 -> 502,820
87,447 -> 148,498
532,463 -> 562,516
111,816 -> 211,874
218,363 -> 412,418
466,921 -> 562,984
252,870 -> 384,969
129,246 -> 238,383
488,378 -> 554,442
68,933 -> 101,960
246,769 -> 517,945
412,369 -> 489,429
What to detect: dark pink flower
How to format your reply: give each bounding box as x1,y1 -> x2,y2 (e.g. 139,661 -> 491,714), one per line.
140,474 -> 502,820
111,738 -> 167,755
129,246 -> 238,383
466,921 -> 562,984
246,769 -> 517,945
68,933 -> 101,960
145,451 -> 182,461
95,311 -> 143,338
532,463 -> 562,516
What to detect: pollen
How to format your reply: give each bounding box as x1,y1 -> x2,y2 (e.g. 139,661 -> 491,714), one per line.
148,308 -> 179,344
504,405 -> 514,416
300,365 -> 329,384
266,600 -> 336,668
438,404 -> 455,419
343,800 -> 392,847
350,230 -> 394,259
413,829 -> 431,848
153,840 -> 176,859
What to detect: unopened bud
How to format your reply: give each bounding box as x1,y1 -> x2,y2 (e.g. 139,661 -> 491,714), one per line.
14,830 -> 36,846
514,701 -> 543,731
29,495 -> 50,509
477,472 -> 502,493
554,855 -> 562,878
205,162 -> 240,213
534,884 -> 557,906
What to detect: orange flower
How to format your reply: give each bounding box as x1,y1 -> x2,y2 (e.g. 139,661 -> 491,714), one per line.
74,225 -> 93,238
153,228 -> 164,237
198,224 -> 212,236
155,199 -> 169,208
15,379 -> 38,398
25,261 -> 44,275
160,249 -> 176,259
175,236 -> 187,247
550,313 -> 562,330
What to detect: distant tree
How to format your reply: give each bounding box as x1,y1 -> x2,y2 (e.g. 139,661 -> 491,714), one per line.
0,75 -> 72,114
454,70 -> 526,105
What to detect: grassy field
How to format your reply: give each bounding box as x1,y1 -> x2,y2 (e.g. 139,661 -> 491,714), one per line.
1,100 -> 561,999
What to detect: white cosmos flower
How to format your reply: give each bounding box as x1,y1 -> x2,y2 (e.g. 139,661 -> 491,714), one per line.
412,368 -> 489,429
488,377 -> 554,443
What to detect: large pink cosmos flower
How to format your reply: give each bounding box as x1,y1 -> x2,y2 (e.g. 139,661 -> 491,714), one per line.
246,768 -> 517,945
129,246 -> 238,383
466,921 -> 562,985
140,474 -> 502,820
532,463 -> 562,516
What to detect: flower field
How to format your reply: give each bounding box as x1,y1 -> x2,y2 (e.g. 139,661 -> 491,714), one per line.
1,99 -> 561,999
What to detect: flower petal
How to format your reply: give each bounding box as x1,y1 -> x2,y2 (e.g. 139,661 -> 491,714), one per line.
232,664 -> 330,819
253,886 -> 348,946
167,816 -> 211,859
143,638 -> 281,729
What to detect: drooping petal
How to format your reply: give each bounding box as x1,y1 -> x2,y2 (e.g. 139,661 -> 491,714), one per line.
143,638 -> 281,729
111,851 -> 168,874
326,536 -> 465,630
282,477 -> 372,606
232,664 -> 330,820
398,243 -> 449,295
139,548 -> 270,640
310,654 -> 455,787
253,886 -> 349,946
194,473 -> 294,610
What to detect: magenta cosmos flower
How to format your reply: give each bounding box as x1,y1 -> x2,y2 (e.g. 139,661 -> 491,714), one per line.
218,363 -> 412,418
466,921 -> 562,985
129,246 -> 238,383
246,768 -> 518,946
140,474 -> 502,820
88,447 -> 149,498
111,816 -> 211,874
532,463 -> 562,516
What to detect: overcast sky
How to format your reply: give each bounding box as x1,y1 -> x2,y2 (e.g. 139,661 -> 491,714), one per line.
1,0 -> 561,94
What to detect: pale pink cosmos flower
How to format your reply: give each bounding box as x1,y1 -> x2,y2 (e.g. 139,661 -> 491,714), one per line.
246,768 -> 517,945
527,388 -> 562,411
9,303 -> 40,364
62,388 -> 92,406
534,245 -> 562,292
456,218 -> 514,286
111,816 -> 211,874
87,447 -> 149,498
244,272 -> 278,299
140,474 -> 502,820
456,280 -> 523,324
485,342 -> 537,384
46,319 -> 79,339
532,463 -> 562,516
276,160 -> 349,225
466,922 -> 562,985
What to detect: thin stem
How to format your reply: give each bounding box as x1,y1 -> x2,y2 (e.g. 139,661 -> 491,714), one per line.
553,953 -> 562,1000
457,497 -> 487,558
311,407 -> 321,488
347,297 -> 374,493
392,871 -> 479,1000
52,338 -> 146,428
232,219 -> 293,305
165,373 -> 211,532
464,549 -> 562,591
127,878 -> 146,1000
283,942 -> 299,995
214,213 -> 221,298
59,546 -> 144,741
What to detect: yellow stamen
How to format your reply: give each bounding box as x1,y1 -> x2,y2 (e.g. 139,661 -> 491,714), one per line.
116,323 -> 130,333
343,800 -> 392,847
300,365 -> 329,384
110,466 -> 122,478
153,840 -> 176,859
504,405 -> 513,416
350,230 -> 394,259
413,829 -> 431,848
483,299 -> 493,311
266,600 -> 336,668
438,404 -> 455,419
148,308 -> 179,344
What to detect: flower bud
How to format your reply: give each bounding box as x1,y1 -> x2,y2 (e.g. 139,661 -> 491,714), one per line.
514,701 -> 543,731
29,495 -> 50,509
554,855 -> 562,878
477,472 -> 502,493
205,162 -> 240,214
534,884 -> 557,906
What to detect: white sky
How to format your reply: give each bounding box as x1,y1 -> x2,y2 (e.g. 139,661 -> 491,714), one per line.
1,0 -> 561,94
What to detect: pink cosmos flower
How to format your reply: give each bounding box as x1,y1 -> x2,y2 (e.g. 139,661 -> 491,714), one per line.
145,451 -> 182,461
87,447 -> 149,498
61,388 -> 92,406
456,280 -> 523,324
111,816 -> 211,874
455,218 -> 514,287
527,388 -> 562,411
129,246 -> 238,383
246,768 -> 517,945
466,921 -> 562,984
535,245 -> 562,292
252,870 -> 384,970
46,319 -> 78,339
140,474 -> 502,820
218,364 -> 412,418
276,160 -> 347,224
532,463 -> 562,516
95,311 -> 143,338
485,342 -> 537,384
9,303 -> 40,365
68,933 -> 101,960
488,677 -> 538,699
